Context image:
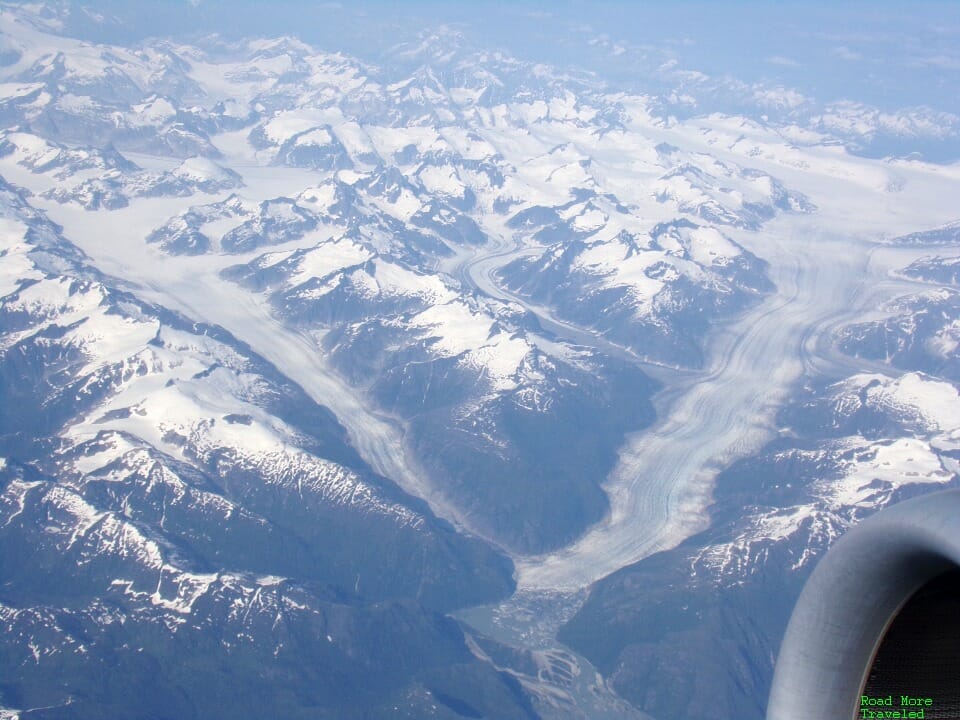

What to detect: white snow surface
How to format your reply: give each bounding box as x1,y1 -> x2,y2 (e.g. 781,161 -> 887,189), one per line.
688,368 -> 960,583
172,156 -> 234,183
516,219 -> 951,590
409,300 -> 531,390
0,215 -> 41,297
287,238 -> 373,286
1,14 -> 959,597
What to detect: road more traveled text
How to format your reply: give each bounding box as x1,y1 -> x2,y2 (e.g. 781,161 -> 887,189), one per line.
861,695 -> 934,719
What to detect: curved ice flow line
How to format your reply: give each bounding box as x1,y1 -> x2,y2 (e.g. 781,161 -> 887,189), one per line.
455,237 -> 689,383
43,184 -> 896,595
462,223 -> 881,591
143,271 -> 468,527
31,197 -> 467,532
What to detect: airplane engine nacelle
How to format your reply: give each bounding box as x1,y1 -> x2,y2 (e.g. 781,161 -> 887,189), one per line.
768,489 -> 960,719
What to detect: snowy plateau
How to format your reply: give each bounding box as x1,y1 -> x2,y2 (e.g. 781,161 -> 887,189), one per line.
0,4 -> 959,720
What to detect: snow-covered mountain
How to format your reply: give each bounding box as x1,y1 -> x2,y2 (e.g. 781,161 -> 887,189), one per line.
0,4 -> 798,555
0,131 -> 243,209
892,219 -> 960,248
837,288 -> 960,381
1,2 -> 959,719
497,216 -> 773,367
898,254 -> 960,286
0,175 -> 533,717
560,253 -> 960,720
